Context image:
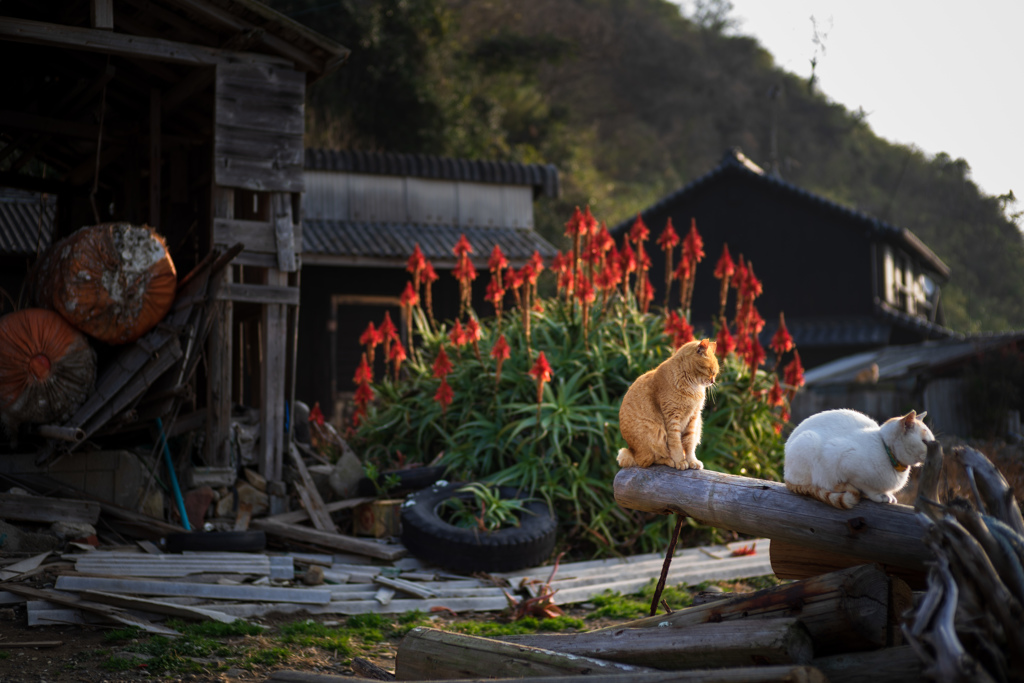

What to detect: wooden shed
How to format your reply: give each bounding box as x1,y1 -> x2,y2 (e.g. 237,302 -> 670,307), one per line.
611,149 -> 956,368
296,149 -> 561,420
0,1 -> 347,490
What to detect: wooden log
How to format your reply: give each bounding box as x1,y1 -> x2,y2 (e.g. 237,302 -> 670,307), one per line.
0,493 -> 100,524
271,668 -> 828,683
770,539 -> 926,590
584,564 -> 895,656
496,619 -> 814,669
250,518 -> 406,561
395,627 -> 659,681
614,466 -> 931,572
811,645 -> 924,683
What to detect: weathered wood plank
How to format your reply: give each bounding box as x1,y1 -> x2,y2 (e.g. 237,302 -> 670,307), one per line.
395,627 -> 659,681
812,646 -> 924,683
614,466 -> 931,572
250,518 -> 406,561
74,553 -> 271,577
79,590 -> 239,623
271,668 -> 828,683
265,497 -> 375,525
55,575 -> 331,604
0,552 -> 52,581
217,282 -> 300,305
0,17 -> 290,67
272,192 -> 297,271
493,619 -> 815,669
207,188 -> 234,468
770,539 -> 926,590
287,443 -> 337,532
1,583 -> 179,635
0,494 -> 99,524
260,269 -> 288,482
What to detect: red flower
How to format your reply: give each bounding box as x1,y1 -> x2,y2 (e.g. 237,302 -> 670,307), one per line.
423,260 -> 438,283
550,251 -> 569,275
619,242 -> 637,275
629,214 -> 649,245
379,312 -> 398,344
714,244 -> 735,280
488,244 -> 508,273
453,234 -> 474,258
732,255 -> 748,291
354,381 -> 374,406
682,218 -> 704,265
400,281 -> 419,308
529,351 -> 553,384
770,312 -> 794,356
529,250 -> 545,276
449,320 -> 465,347
491,334 -> 510,385
784,350 -> 805,389
464,317 -> 481,343
716,320 -> 736,357
745,335 -> 766,373
767,376 -> 785,407
664,311 -> 694,349
520,263 -> 538,286
432,347 -> 452,379
309,402 -> 325,427
576,271 -> 596,304
673,256 -> 691,282
353,353 -> 373,385
453,258 -> 477,284
506,267 -> 524,292
485,279 -> 505,307
359,322 -> 382,348
389,338 -> 407,363
582,205 -> 598,236
406,244 -> 426,278
592,224 -> 614,254
747,304 -> 766,336
640,273 -> 655,311
434,377 -> 454,413
657,218 -> 680,251
564,206 -> 585,237
742,261 -> 763,300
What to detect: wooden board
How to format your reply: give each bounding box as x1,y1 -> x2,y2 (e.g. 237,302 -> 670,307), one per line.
214,63 -> 305,192
55,575 -> 331,604
0,494 -> 99,524
250,518 -> 406,561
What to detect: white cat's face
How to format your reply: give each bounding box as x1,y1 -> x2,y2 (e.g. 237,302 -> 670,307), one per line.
896,413 -> 935,466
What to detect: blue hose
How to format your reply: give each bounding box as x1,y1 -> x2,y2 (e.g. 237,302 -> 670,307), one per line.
157,417 -> 191,531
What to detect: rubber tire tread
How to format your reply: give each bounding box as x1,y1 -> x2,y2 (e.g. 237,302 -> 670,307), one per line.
400,483 -> 557,573
164,530 -> 266,553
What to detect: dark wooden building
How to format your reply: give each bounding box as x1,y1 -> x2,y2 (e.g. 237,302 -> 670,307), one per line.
296,149 -> 560,421
0,1 -> 347,487
611,149 -> 955,368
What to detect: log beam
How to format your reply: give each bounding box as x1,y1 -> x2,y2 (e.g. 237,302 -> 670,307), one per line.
614,466 -> 931,572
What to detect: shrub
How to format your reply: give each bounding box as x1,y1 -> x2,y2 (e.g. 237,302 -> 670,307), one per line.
350,210 -> 803,556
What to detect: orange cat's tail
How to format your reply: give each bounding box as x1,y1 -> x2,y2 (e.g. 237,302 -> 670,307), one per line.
616,448 -> 638,468
786,481 -> 860,509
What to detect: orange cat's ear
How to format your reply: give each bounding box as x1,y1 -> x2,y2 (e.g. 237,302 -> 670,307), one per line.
697,338 -> 710,356
901,411 -> 918,429
707,341 -> 717,355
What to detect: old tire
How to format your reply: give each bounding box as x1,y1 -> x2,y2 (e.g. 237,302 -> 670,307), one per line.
400,482 -> 557,573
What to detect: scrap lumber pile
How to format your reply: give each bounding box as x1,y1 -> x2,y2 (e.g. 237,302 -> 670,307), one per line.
263,441 -> 1017,683
0,537 -> 772,634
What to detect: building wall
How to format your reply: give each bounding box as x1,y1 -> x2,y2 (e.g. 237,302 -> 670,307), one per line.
637,172 -> 875,330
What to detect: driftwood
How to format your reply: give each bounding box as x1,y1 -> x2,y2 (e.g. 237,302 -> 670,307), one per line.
270,669 -> 828,683
904,444 -> 1024,683
585,563 -> 899,655
497,619 -> 814,669
614,466 -> 931,572
811,645 -> 924,683
395,627 -> 659,680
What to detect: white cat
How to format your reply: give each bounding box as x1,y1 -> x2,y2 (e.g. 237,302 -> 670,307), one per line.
784,408 -> 934,509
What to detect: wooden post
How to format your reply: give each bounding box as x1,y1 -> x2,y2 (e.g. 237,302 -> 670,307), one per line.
207,186 -> 234,468
149,88 -> 161,228
489,619 -> 814,670
260,267 -> 287,483
614,466 -> 931,572
91,0 -> 113,30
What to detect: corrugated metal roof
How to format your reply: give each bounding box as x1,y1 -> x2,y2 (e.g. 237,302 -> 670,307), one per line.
303,219 -> 559,266
803,332 -> 1024,386
611,148 -> 950,279
0,188 -> 55,255
304,149 -> 560,199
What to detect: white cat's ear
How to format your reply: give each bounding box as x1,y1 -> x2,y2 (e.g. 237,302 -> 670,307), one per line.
901,411 -> 918,429
917,411 -> 927,420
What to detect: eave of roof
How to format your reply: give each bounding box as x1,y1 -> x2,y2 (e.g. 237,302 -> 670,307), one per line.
304,149 -> 560,199
612,148 -> 951,280
302,219 -> 559,268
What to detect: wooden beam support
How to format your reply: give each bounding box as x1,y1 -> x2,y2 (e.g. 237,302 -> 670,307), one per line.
207,187 -> 234,468
614,466 -> 931,572
91,0 -> 114,30
0,17 -> 292,67
216,282 -> 300,305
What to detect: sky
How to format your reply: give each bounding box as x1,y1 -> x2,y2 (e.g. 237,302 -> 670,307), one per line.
677,1 -> 1023,205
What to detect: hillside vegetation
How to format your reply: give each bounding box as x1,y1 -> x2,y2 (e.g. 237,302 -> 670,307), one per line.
272,0 -> 1024,332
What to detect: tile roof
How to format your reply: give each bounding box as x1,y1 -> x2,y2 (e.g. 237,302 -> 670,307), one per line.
803,331 -> 1024,386
302,220 -> 559,267
0,188 -> 55,255
304,149 -> 560,198
611,148 -> 950,279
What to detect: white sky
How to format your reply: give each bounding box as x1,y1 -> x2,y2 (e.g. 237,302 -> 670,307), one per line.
677,1 -> 1023,203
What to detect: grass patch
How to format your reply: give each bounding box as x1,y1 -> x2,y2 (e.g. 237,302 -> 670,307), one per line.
103,626 -> 143,643
585,590 -> 649,620
278,620 -> 353,654
0,652 -> 9,661
638,580 -> 693,611
101,656 -> 143,672
245,647 -> 290,668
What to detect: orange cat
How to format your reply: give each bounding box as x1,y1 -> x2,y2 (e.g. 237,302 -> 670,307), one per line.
617,338 -> 719,470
